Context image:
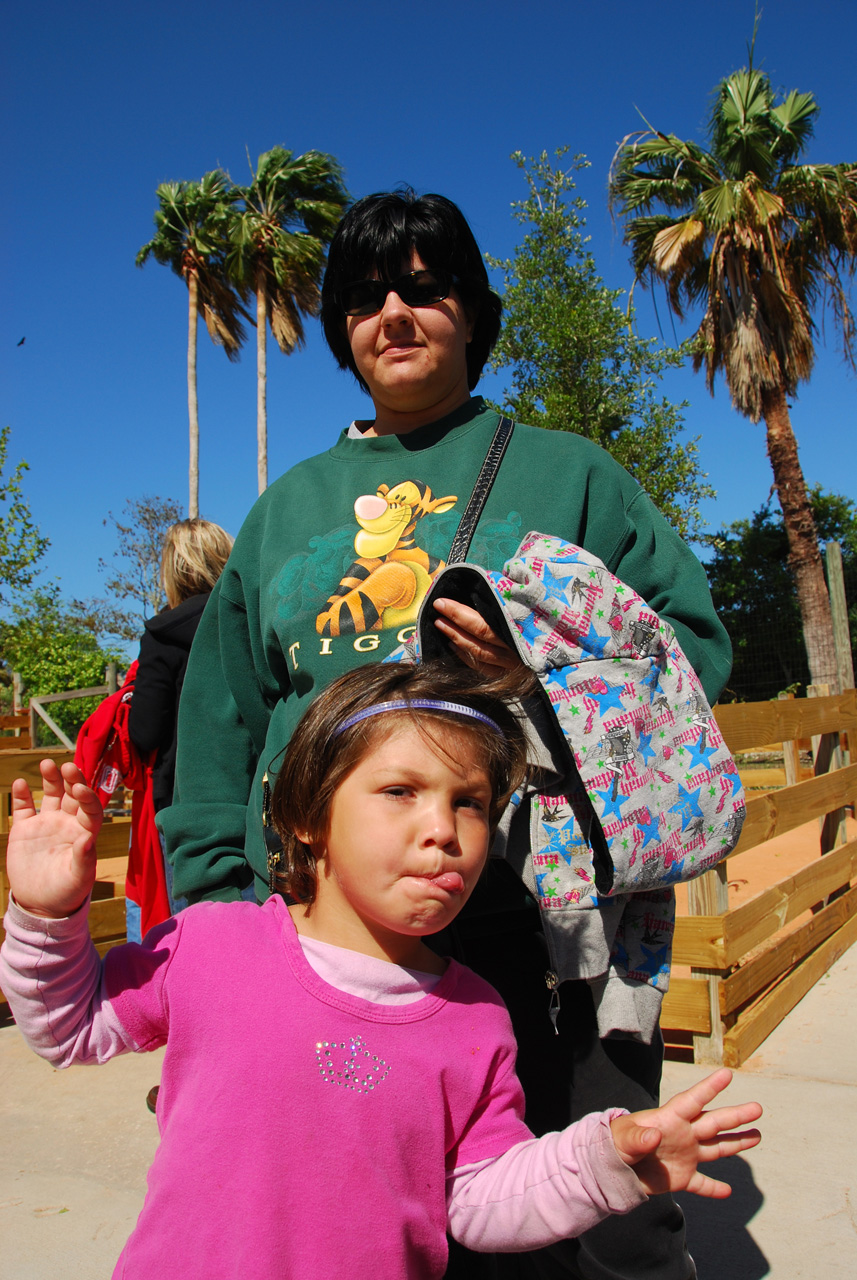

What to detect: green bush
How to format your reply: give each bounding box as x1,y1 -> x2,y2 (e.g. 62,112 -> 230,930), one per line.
0,586 -> 126,745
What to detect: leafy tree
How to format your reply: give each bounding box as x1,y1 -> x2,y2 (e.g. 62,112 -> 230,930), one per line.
137,172 -> 249,517
610,42 -> 857,689
0,424 -> 49,605
488,150 -> 714,541
0,585 -> 125,743
706,488 -> 857,702
228,148 -> 348,493
98,495 -> 184,641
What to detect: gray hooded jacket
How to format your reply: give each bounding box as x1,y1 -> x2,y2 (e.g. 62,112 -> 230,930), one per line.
416,532 -> 745,1042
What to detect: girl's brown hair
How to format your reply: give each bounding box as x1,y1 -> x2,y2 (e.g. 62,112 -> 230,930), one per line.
270,660 -> 535,905
161,519 -> 234,609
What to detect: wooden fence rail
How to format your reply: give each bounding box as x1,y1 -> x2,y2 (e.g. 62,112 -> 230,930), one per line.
3,693 -> 857,1054
661,688 -> 857,1066
0,714 -> 31,750
0,665 -> 117,752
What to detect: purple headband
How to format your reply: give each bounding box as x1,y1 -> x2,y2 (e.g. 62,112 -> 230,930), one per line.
334,699 -> 505,739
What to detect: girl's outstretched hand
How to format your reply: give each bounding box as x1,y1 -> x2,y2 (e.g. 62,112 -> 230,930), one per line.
7,760 -> 103,920
610,1068 -> 762,1198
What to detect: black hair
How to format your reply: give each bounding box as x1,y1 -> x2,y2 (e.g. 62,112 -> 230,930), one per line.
320,188 -> 502,394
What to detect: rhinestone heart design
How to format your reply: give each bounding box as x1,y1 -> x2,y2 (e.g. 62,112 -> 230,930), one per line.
315,1034 -> 390,1093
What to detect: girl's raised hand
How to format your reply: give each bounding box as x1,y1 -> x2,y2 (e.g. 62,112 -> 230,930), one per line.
7,761 -> 103,920
610,1068 -> 762,1198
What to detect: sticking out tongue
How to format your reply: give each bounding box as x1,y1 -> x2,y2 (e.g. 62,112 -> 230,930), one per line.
429,871 -> 465,894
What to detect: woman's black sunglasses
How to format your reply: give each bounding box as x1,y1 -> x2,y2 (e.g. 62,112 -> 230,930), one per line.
339,269 -> 459,318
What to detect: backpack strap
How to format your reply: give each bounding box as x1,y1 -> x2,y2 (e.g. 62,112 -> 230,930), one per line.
446,416 -> 514,565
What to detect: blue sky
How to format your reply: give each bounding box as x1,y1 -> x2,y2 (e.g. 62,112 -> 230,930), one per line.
3,0 -> 856,618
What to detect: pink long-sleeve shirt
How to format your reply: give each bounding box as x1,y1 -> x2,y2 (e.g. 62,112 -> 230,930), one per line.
0,895 -> 646,1278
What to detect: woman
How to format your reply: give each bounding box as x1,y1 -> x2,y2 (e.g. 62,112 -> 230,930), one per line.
128,518 -> 233,931
162,191 -> 729,1278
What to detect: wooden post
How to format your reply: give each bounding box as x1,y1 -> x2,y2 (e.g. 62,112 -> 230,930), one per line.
12,673 -> 24,741
827,541 -> 855,771
106,662 -> 118,695
808,685 -> 847,909
808,685 -> 835,773
778,691 -> 801,788
827,541 -> 855,694
688,863 -> 729,1064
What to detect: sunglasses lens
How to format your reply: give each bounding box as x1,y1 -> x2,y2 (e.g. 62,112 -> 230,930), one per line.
398,270 -> 451,307
340,282 -> 385,316
340,270 -> 454,316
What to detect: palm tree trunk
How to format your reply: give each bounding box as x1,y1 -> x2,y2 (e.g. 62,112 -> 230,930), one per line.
762,383 -> 838,689
187,271 -> 200,519
256,277 -> 267,495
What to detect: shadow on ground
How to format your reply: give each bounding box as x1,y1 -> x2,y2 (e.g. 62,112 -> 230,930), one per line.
678,1155 -> 769,1280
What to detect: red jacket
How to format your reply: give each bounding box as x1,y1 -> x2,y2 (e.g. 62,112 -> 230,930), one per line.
74,664 -> 170,935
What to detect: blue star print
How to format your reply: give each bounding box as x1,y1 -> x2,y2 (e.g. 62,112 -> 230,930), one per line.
684,731 -> 716,772
516,613 -> 548,649
637,731 -> 657,766
595,786 -> 629,823
544,667 -> 570,692
641,665 -> 661,701
636,810 -> 661,849
589,681 -> 627,715
580,619 -> 611,660
668,783 -> 704,831
538,825 -> 580,866
721,767 -> 742,797
539,565 -> 578,597
637,943 -> 671,983
659,856 -> 687,885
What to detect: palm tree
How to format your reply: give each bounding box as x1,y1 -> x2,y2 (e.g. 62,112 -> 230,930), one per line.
610,59 -> 857,690
137,172 -> 247,517
228,148 -> 348,494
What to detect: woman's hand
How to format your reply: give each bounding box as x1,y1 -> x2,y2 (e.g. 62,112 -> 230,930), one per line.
7,761 -> 103,919
431,598 -> 522,673
610,1069 -> 762,1199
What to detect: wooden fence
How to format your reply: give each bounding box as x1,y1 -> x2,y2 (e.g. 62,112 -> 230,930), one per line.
661,688 -> 857,1066
0,665 -> 118,753
3,693 -> 857,1057
0,713 -> 31,750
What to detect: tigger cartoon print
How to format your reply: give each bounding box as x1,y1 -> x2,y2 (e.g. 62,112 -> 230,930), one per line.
316,480 -> 458,637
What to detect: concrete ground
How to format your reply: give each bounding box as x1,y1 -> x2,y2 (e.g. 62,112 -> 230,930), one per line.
1,947 -> 855,1279
662,944 -> 857,1280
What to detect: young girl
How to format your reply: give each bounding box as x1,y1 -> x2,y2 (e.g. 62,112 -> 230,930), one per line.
0,662 -> 761,1280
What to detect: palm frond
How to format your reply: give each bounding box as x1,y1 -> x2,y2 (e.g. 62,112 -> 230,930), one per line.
696,182 -> 740,227
651,218 -> 707,275
743,180 -> 785,226
709,67 -> 777,181
778,164 -> 857,245
136,171 -> 247,358
610,57 -> 857,413
228,148 -> 348,343
769,90 -> 818,165
611,134 -> 718,215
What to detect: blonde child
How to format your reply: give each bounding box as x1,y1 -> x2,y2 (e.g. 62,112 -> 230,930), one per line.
0,662 -> 761,1279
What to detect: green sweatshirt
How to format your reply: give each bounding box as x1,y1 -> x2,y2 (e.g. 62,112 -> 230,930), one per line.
160,398 -> 730,903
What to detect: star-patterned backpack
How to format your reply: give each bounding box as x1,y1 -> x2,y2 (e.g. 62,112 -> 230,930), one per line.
417,533 -> 746,1035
